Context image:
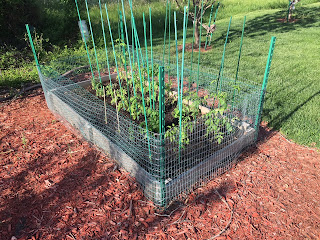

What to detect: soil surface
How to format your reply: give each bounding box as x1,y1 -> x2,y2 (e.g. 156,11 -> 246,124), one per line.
1,89 -> 320,240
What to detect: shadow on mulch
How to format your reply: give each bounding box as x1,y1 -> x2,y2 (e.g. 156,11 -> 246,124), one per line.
0,89 -> 294,240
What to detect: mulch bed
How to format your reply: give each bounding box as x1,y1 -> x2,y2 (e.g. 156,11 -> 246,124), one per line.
1,89 -> 320,240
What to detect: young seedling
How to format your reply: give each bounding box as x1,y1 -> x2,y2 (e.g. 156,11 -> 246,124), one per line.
21,133 -> 27,148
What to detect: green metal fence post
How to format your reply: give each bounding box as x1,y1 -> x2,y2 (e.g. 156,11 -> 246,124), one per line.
158,65 -> 166,207
254,36 -> 276,140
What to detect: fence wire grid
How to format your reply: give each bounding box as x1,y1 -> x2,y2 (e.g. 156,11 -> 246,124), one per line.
38,53 -> 261,207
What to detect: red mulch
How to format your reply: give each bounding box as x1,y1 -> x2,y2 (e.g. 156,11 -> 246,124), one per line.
1,89 -> 320,240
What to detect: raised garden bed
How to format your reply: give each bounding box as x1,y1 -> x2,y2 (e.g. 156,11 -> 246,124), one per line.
38,56 -> 261,207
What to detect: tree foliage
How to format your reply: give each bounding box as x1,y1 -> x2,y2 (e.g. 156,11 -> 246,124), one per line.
0,0 -> 85,49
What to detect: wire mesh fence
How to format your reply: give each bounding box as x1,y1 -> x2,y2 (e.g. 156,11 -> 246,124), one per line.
26,0 -> 276,208
38,53 -> 261,207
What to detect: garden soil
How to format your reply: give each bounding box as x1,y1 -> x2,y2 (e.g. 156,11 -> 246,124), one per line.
1,89 -> 319,240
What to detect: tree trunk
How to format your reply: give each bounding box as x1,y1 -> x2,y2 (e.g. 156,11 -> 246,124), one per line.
194,19 -> 200,48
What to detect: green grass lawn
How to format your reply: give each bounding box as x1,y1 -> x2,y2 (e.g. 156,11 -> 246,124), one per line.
205,2 -> 320,148
150,1 -> 320,147
1,0 -> 319,148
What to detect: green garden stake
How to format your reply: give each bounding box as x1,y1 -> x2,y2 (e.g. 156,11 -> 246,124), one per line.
167,2 -> 171,82
117,2 -> 121,52
204,3 -> 215,50
85,0 -> 102,85
128,0 -> 145,68
178,7 -> 188,161
174,11 -> 180,108
208,1 -> 220,47
119,10 -> 132,116
189,5 -> 197,91
158,66 -> 166,207
74,0 -> 95,84
163,0 -> 169,66
132,18 -> 135,65
105,3 -> 125,107
184,0 -> 190,40
174,10 -> 182,162
254,37 -> 276,140
132,16 -> 152,161
99,0 -> 113,87
196,0 -> 204,95
121,0 -> 138,102
231,16 -> 246,109
149,8 -> 155,109
216,16 -> 232,93
25,24 -> 40,73
143,13 -> 152,107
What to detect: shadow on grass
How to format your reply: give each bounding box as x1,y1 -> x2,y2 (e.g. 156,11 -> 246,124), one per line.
267,90 -> 320,130
212,5 -> 319,47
